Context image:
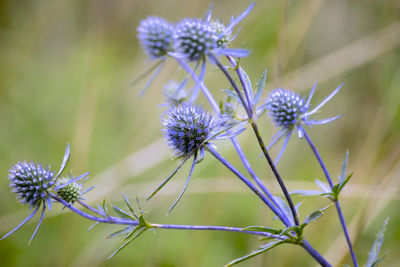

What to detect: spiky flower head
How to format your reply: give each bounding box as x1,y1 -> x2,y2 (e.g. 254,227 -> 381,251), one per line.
56,176 -> 82,204
264,85 -> 343,164
8,162 -> 55,207
163,104 -> 216,158
211,20 -> 231,48
163,80 -> 187,106
137,16 -> 174,59
265,89 -> 308,129
173,18 -> 219,62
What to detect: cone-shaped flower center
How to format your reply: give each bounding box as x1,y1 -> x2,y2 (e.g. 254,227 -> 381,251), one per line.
163,105 -> 215,157
8,162 -> 55,207
137,16 -> 174,59
266,89 -> 308,129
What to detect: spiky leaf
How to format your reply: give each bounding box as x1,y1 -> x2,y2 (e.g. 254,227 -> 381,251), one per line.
253,68 -> 267,105
225,240 -> 290,266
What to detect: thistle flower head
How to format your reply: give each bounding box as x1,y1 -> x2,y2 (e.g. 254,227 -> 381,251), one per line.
56,176 -> 82,204
163,104 -> 216,158
137,16 -> 174,59
173,18 -> 219,62
265,89 -> 308,129
264,84 -> 343,164
2,144 -> 73,243
8,162 -> 55,207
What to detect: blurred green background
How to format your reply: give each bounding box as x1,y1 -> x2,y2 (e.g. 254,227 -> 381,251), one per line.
0,0 -> 399,266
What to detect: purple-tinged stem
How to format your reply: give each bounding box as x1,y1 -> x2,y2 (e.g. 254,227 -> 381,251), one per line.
52,193 -> 284,239
230,138 -> 288,222
226,56 -> 253,117
301,240 -> 333,267
150,223 -> 284,239
207,146 -> 331,267
301,129 -> 358,267
78,199 -> 106,217
51,193 -> 137,225
207,146 -> 291,227
210,54 -> 299,226
175,57 -> 288,223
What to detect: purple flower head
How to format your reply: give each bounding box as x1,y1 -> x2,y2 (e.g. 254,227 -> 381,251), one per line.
1,144 -> 72,243
264,84 -> 343,164
163,104 -> 216,158
266,89 -> 309,129
8,162 -> 55,207
137,16 -> 174,59
172,18 -> 219,62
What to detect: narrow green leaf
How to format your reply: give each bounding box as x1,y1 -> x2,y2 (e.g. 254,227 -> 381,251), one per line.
241,226 -> 282,235
331,184 -> 340,201
254,68 -> 267,105
225,240 -> 289,267
338,173 -> 353,192
302,203 -> 334,227
303,210 -> 323,225
366,218 -> 389,267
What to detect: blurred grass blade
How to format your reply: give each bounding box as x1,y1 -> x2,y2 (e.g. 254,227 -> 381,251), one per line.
366,218 -> 389,267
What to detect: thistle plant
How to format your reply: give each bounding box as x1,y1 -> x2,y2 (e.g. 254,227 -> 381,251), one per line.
1,3 -> 391,267
137,16 -> 174,59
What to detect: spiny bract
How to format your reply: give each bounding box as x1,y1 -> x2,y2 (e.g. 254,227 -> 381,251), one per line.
163,104 -> 215,158
137,16 -> 174,59
173,18 -> 218,62
8,162 -> 55,207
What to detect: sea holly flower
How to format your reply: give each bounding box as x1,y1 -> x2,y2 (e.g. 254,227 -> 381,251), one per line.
147,104 -> 244,212
8,162 -> 55,208
163,104 -> 217,159
171,3 -> 254,63
134,16 -> 174,95
172,18 -> 219,62
137,16 -> 174,59
263,84 -> 343,164
1,144 -> 71,243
